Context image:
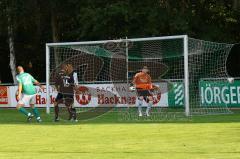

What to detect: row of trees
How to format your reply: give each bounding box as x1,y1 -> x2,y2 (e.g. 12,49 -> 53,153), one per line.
0,0 -> 239,83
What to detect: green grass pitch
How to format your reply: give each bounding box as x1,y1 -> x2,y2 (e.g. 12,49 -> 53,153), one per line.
0,108 -> 240,159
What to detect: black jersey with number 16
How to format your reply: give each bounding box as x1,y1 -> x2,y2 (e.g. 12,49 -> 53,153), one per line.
61,70 -> 78,95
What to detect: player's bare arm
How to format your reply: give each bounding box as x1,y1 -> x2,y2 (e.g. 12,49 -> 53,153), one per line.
34,80 -> 44,90
17,83 -> 22,101
73,71 -> 79,91
132,73 -> 138,86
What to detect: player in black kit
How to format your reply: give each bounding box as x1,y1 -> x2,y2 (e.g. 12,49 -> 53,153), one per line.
54,64 -> 79,122
63,64 -> 78,121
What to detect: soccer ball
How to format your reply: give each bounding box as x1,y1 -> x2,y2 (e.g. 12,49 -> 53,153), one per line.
227,77 -> 234,83
153,84 -> 160,90
129,86 -> 136,91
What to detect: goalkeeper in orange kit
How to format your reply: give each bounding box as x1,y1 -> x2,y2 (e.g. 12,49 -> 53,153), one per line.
132,66 -> 159,117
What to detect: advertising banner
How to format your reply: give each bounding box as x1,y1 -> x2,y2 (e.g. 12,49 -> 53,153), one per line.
5,79 -> 240,108
0,86 -> 8,106
8,86 -> 58,107
74,83 -> 168,107
200,80 -> 240,106
7,83 -> 169,107
168,82 -> 184,107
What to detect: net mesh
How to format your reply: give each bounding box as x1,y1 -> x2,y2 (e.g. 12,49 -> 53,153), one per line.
188,38 -> 233,115
47,36 -> 233,121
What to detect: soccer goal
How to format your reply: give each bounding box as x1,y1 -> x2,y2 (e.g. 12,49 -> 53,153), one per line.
46,35 -> 234,120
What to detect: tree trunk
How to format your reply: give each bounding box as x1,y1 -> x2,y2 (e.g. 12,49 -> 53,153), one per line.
51,1 -> 61,67
233,0 -> 240,10
34,0 -> 41,45
6,2 -> 17,84
51,10 -> 59,43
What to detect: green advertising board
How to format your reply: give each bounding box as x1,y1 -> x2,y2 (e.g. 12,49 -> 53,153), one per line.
168,82 -> 184,107
199,80 -> 240,107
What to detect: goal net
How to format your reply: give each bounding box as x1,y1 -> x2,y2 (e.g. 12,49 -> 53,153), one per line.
46,35 -> 233,121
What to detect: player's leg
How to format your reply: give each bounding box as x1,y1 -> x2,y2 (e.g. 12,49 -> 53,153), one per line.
54,100 -> 60,121
65,95 -> 77,122
54,93 -> 63,121
138,96 -> 144,116
30,104 -> 41,122
136,89 -> 144,116
71,106 -> 77,121
65,104 -> 76,121
16,94 -> 34,121
29,95 -> 42,122
63,94 -> 73,120
146,94 -> 153,117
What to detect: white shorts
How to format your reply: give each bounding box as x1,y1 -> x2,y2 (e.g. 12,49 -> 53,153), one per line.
18,94 -> 36,106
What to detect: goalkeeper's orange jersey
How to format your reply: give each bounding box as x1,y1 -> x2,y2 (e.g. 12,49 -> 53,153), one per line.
133,72 -> 153,90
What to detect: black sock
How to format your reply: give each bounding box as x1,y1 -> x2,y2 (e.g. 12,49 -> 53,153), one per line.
67,107 -> 72,120
71,108 -> 77,120
54,105 -> 59,119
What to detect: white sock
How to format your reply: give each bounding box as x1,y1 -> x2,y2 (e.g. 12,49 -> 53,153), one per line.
138,99 -> 143,113
146,101 -> 153,114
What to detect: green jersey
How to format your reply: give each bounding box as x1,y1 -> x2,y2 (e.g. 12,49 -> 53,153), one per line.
16,72 -> 37,95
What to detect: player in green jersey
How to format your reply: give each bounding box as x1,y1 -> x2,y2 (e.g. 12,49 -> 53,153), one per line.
16,66 -> 44,122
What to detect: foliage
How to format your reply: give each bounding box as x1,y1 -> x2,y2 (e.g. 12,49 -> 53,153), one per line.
0,0 -> 239,82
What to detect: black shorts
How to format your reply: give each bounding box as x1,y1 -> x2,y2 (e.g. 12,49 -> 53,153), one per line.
136,89 -> 153,97
55,93 -> 63,101
55,93 -> 74,105
136,89 -> 153,102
